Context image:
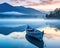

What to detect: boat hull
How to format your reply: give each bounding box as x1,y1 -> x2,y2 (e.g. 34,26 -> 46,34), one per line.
26,31 -> 44,40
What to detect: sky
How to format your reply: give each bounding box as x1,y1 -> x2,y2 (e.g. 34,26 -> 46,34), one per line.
0,0 -> 60,11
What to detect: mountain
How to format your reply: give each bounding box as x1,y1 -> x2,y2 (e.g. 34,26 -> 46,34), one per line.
0,3 -> 46,18
0,3 -> 14,12
0,3 -> 41,14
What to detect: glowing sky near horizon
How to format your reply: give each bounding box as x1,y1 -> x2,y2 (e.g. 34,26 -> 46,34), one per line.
0,0 -> 60,11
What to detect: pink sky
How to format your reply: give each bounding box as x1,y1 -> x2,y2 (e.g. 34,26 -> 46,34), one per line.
0,0 -> 60,11
10,0 -> 60,11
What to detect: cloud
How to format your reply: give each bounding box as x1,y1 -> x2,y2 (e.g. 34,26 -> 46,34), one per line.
0,31 -> 26,39
40,0 -> 60,5
0,0 -> 60,6
10,0 -> 41,6
8,32 -> 26,39
0,0 -> 10,4
9,0 -> 60,6
37,27 -> 60,39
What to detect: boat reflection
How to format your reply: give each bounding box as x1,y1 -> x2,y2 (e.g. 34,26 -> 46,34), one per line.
25,34 -> 44,48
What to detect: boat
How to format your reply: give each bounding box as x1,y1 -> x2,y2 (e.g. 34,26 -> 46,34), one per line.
26,26 -> 44,40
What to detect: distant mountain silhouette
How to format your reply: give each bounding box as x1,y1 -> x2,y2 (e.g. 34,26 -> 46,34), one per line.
0,3 -> 42,14
0,3 -> 46,18
0,3 -> 14,12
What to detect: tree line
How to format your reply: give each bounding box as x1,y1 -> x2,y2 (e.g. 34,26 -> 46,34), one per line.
46,8 -> 60,19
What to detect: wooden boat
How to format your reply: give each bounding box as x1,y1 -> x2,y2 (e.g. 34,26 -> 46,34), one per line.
26,26 -> 44,40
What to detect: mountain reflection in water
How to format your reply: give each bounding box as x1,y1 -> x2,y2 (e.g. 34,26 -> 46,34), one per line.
0,27 -> 60,48
0,19 -> 60,48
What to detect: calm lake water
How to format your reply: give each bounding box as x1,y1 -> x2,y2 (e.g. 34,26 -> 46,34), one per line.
0,19 -> 60,48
